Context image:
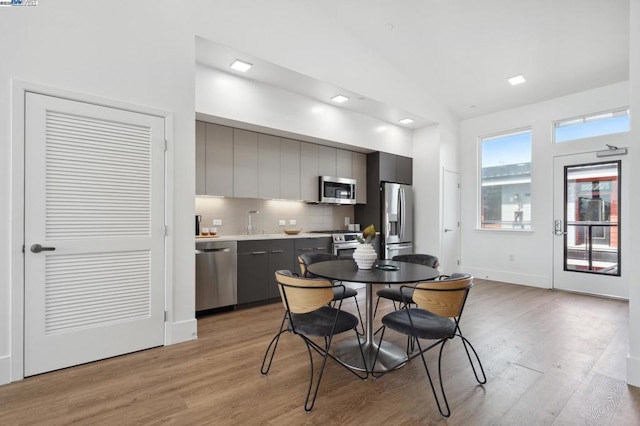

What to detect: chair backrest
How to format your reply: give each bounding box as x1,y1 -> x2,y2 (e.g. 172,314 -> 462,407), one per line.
275,270 -> 334,314
298,252 -> 339,277
412,273 -> 473,318
392,254 -> 439,269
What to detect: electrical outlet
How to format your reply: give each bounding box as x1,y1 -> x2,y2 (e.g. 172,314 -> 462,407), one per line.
278,219 -> 286,226
289,219 -> 297,226
213,219 -> 222,226
344,217 -> 350,226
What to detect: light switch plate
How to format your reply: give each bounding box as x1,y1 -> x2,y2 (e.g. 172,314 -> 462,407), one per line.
213,219 -> 222,226
278,219 -> 286,226
289,219 -> 297,226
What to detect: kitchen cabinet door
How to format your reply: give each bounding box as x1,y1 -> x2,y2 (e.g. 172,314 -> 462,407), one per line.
352,151 -> 367,204
233,129 -> 258,198
294,237 -> 332,276
336,149 -> 352,178
258,134 -> 280,199
237,252 -> 268,304
280,138 -> 301,200
205,123 -> 233,197
267,243 -> 295,299
195,121 -> 206,195
396,155 -> 413,185
378,152 -> 397,183
300,142 -> 319,202
318,145 -> 337,177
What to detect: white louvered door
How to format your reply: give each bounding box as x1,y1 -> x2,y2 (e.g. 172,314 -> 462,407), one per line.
24,93 -> 166,376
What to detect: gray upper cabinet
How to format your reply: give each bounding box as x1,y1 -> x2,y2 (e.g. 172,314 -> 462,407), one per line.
203,122 -> 233,197
280,138 -> 301,200
300,142 -> 319,202
233,129 -> 259,198
336,149 -> 352,178
352,151 -> 367,204
195,121 -> 206,195
258,134 -> 281,199
318,146 -> 337,177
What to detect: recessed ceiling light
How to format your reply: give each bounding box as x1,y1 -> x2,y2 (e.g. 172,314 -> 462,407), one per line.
230,59 -> 252,72
331,94 -> 349,103
508,74 -> 526,85
399,118 -> 414,125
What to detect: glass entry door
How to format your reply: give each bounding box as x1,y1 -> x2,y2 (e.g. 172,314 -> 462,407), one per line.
553,153 -> 626,298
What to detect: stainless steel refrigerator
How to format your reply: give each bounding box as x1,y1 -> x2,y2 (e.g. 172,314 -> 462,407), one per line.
382,182 -> 413,259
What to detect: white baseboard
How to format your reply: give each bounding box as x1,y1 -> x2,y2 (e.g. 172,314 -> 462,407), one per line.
0,355 -> 11,385
627,355 -> 640,388
167,318 -> 198,344
463,266 -> 550,288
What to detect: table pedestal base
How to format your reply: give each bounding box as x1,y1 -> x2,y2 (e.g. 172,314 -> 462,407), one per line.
333,338 -> 407,373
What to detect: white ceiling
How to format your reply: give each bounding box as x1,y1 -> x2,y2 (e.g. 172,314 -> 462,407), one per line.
196,0 -> 629,128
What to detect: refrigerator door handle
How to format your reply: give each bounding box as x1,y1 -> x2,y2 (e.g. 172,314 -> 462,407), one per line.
399,187 -> 405,240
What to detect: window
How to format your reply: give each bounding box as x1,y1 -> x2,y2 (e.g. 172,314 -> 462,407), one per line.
480,129 -> 532,230
554,108 -> 629,143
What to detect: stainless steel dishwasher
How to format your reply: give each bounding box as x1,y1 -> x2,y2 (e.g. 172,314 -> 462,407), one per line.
195,240 -> 237,311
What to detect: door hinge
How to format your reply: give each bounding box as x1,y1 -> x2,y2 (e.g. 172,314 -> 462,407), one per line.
457,183 -> 460,189
457,260 -> 460,265
22,244 -> 25,253
164,311 -> 168,321
164,140 -> 168,152
164,225 -> 168,236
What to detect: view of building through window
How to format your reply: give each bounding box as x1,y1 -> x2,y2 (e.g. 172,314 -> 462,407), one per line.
480,129 -> 532,230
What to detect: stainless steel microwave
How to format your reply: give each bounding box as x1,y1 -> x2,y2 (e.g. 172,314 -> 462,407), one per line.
319,176 -> 357,205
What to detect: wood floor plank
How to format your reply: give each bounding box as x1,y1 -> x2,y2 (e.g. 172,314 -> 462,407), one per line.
1,280 -> 638,425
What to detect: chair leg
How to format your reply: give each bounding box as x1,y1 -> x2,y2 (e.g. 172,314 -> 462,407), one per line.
301,336 -> 331,412
457,333 -> 487,384
260,312 -> 289,375
352,296 -> 365,335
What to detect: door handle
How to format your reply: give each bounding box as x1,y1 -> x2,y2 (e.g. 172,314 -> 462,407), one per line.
554,219 -> 567,236
30,244 -> 56,253
444,228 -> 453,232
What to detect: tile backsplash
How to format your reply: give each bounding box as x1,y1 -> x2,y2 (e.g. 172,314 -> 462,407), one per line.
195,197 -> 355,235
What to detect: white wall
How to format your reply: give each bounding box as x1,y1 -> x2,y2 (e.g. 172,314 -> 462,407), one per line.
196,65 -> 413,156
627,0 -> 640,388
460,82 -> 630,287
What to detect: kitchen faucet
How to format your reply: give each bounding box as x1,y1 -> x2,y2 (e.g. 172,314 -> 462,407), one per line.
247,210 -> 259,235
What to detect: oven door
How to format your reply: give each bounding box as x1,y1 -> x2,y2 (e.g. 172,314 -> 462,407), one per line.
333,243 -> 358,260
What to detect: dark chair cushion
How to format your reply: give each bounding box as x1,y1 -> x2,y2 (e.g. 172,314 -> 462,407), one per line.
382,308 -> 455,340
332,286 -> 358,301
291,306 -> 359,337
376,287 -> 414,304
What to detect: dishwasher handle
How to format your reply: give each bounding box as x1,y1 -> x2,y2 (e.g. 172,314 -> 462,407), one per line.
196,248 -> 232,254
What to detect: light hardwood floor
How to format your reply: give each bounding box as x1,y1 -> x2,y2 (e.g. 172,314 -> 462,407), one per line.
1,279 -> 639,425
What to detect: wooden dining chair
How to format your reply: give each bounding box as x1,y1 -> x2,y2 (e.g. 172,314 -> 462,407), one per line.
371,273 -> 486,417
298,253 -> 364,334
260,270 -> 367,411
374,254 -> 439,316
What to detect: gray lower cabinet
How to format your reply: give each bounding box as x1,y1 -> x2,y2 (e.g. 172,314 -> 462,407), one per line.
294,237 -> 332,276
237,239 -> 295,304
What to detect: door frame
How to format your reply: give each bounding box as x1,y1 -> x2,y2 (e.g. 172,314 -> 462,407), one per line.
552,150 -> 628,299
10,80 -> 174,382
441,168 -> 461,274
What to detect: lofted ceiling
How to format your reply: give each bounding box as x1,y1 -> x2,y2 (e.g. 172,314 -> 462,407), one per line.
196,0 -> 630,128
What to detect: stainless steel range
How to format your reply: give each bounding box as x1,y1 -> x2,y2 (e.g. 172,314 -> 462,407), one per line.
311,231 -> 380,260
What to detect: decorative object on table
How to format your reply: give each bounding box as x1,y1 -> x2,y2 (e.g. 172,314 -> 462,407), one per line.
284,229 -> 302,235
353,224 -> 378,269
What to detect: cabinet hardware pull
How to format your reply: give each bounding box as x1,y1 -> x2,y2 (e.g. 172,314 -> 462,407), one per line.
271,250 -> 284,253
252,251 -> 267,255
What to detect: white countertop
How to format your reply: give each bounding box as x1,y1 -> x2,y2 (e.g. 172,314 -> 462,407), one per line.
195,232 -> 332,242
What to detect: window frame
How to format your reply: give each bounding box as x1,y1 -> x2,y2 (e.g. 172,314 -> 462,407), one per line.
553,107 -> 630,144
477,127 -> 533,232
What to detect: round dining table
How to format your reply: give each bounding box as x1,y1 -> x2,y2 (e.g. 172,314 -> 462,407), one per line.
307,258 -> 439,373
